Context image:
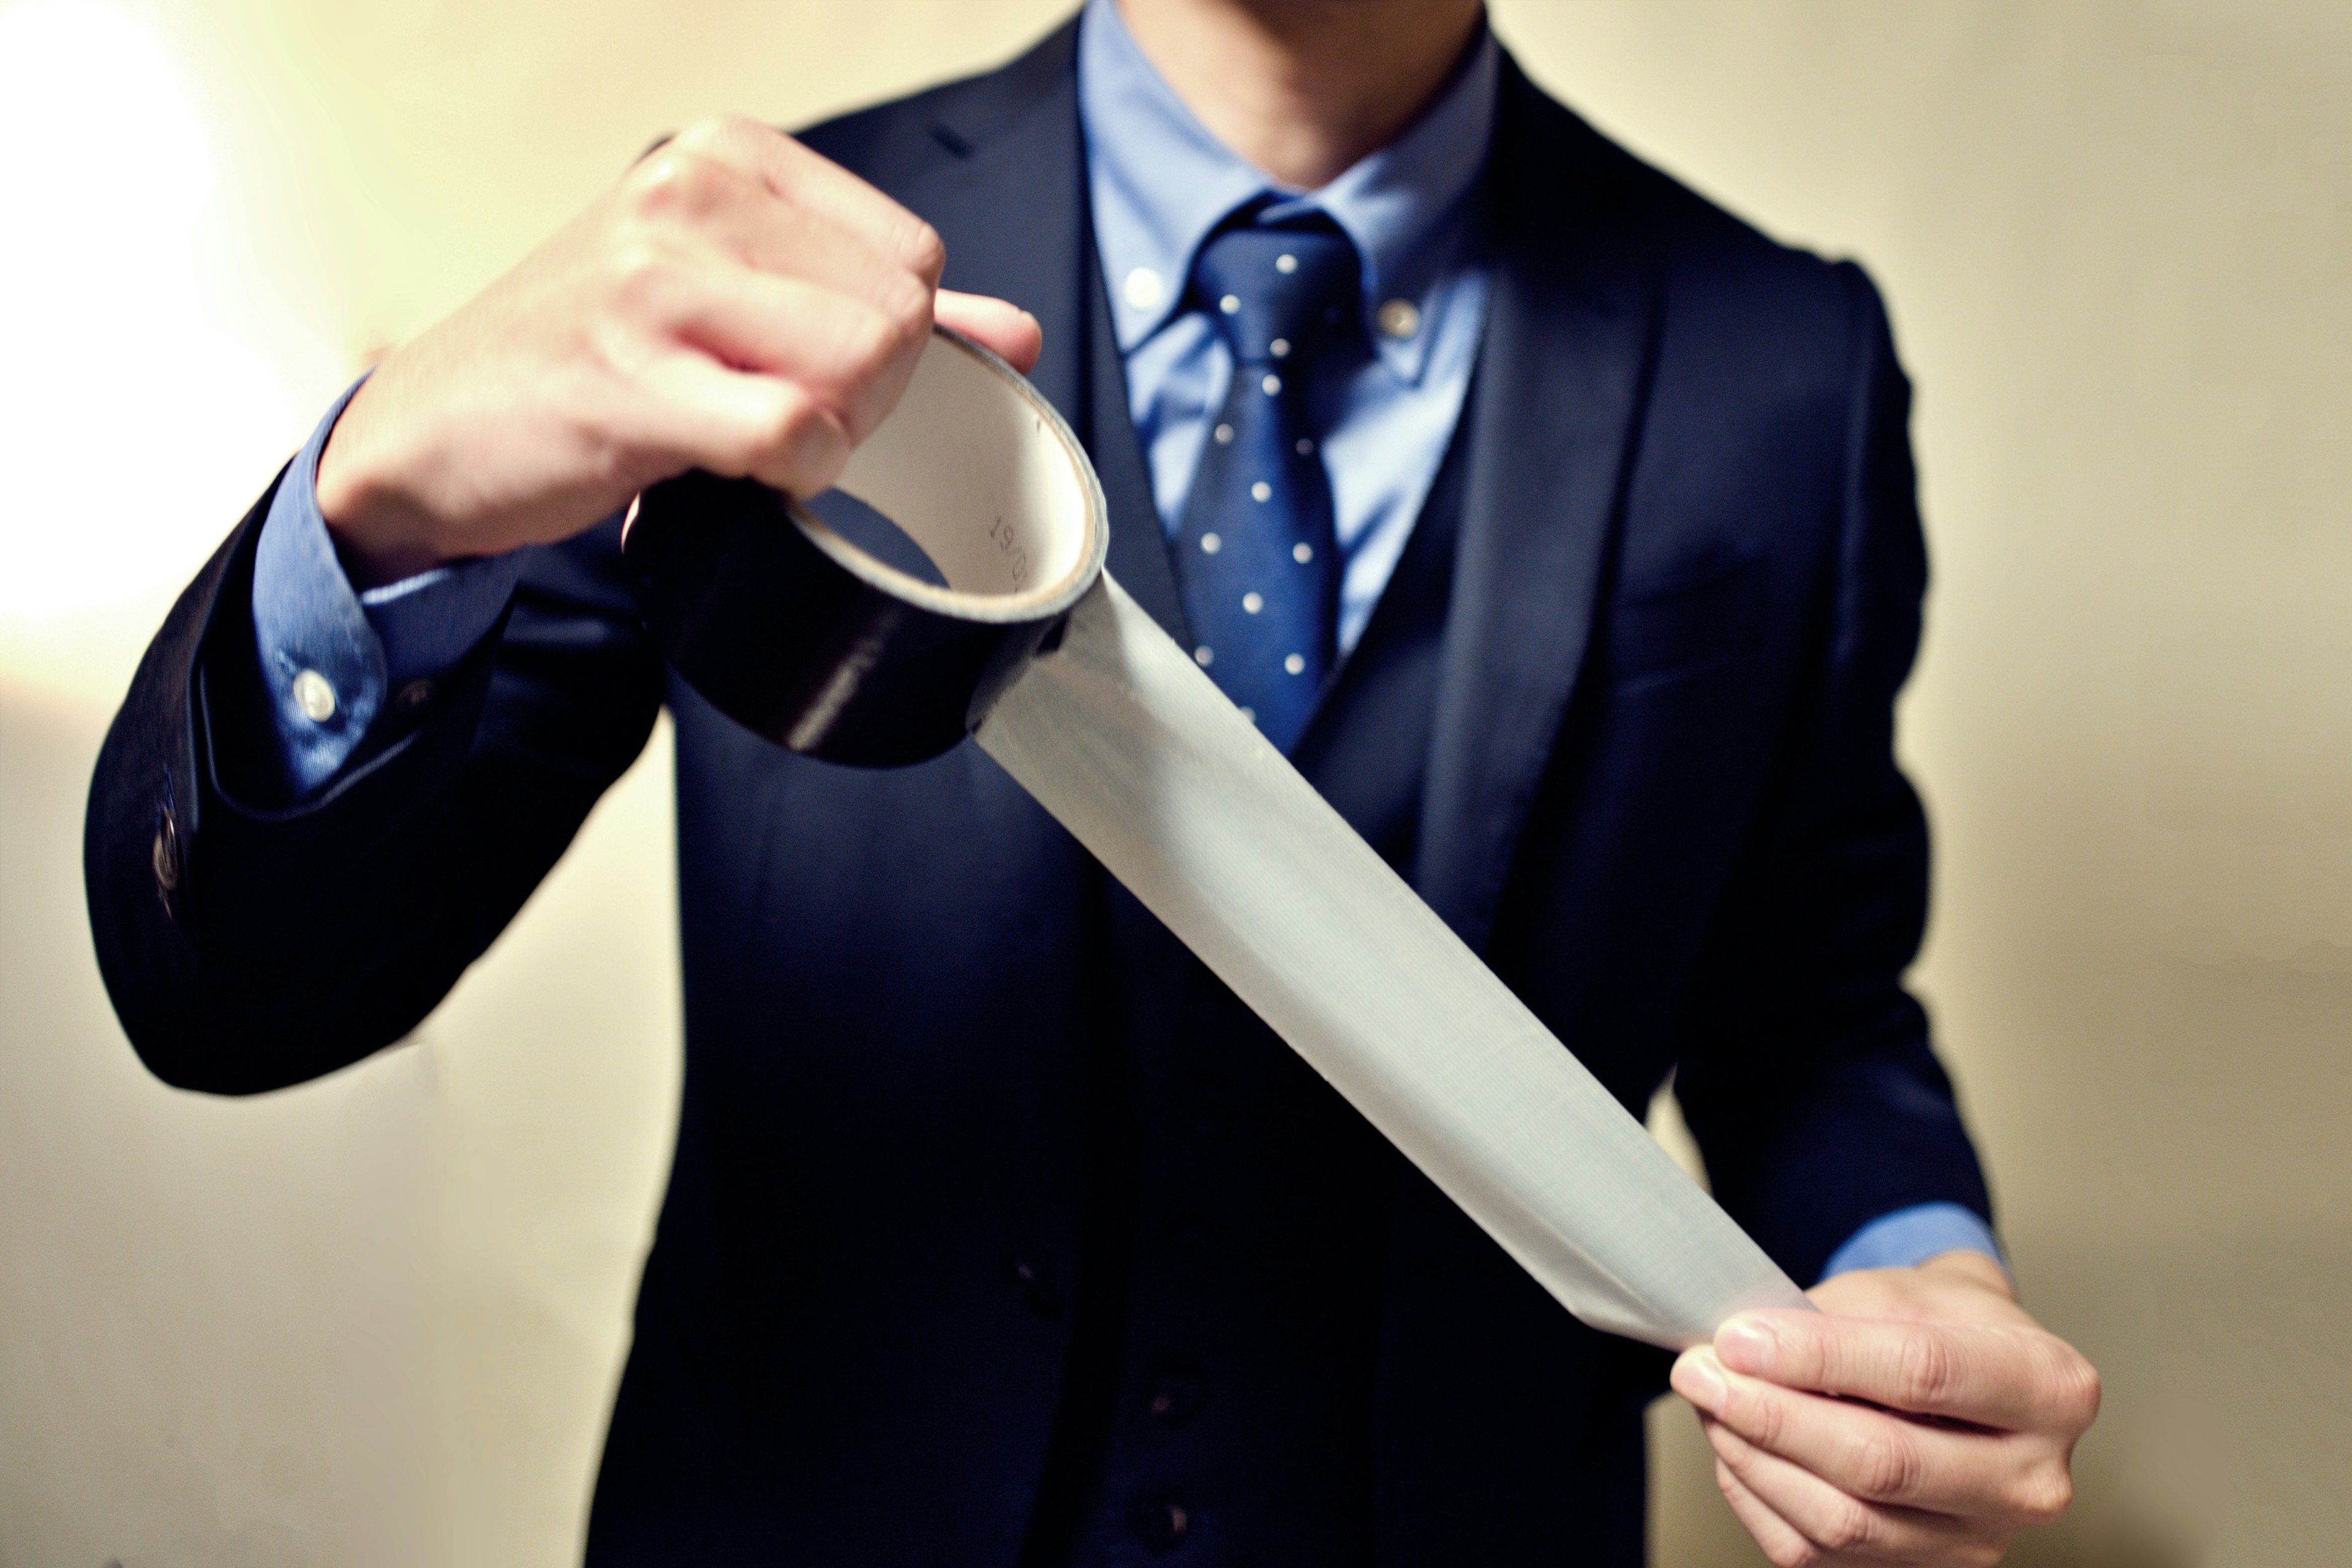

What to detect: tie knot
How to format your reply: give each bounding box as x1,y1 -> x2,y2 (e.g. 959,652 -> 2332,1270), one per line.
1190,218 -> 1360,367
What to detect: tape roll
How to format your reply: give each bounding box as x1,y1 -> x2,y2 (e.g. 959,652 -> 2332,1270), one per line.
624,330 -> 1108,766
627,328 -> 1811,1349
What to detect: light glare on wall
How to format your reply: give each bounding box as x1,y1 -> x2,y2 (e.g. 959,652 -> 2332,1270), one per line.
0,0 -> 323,646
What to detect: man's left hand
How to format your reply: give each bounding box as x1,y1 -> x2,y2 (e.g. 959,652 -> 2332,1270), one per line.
1669,1251 -> 2100,1567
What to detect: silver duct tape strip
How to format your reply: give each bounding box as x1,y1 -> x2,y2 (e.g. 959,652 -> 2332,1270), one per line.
979,576 -> 1811,1349
632,331 -> 1812,1350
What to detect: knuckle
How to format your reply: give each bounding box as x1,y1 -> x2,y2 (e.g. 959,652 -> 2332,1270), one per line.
1898,1332 -> 1962,1410
625,148 -> 725,220
1852,1428 -> 1923,1502
673,112 -> 753,151
2052,1348 -> 2104,1430
704,384 -> 805,478
839,302 -> 902,385
2009,1460 -> 2075,1524
900,217 -> 947,282
1815,1496 -> 1878,1553
1767,1539 -> 1820,1568
756,393 -> 848,491
603,241 -> 678,312
752,386 -> 820,456
1738,1385 -> 1786,1451
881,269 -> 933,343
1706,1419 -> 1755,1474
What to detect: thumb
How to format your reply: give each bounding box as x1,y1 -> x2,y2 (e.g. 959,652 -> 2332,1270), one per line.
933,290 -> 1043,375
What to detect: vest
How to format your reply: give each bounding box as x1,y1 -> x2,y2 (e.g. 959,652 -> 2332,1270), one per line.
1022,254 -> 1477,1566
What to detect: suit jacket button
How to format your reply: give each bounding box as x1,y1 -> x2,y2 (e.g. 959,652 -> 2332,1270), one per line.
1129,1498 -> 1189,1551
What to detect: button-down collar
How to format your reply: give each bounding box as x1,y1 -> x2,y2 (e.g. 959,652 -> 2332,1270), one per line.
1079,0 -> 1498,386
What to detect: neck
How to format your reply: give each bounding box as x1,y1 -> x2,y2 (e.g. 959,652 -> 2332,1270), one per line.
1114,0 -> 1487,190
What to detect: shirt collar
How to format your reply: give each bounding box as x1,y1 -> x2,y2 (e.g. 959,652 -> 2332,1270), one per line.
1078,0 -> 1498,383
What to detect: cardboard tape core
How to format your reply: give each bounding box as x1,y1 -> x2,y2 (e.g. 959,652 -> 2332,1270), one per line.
825,331 -> 1094,606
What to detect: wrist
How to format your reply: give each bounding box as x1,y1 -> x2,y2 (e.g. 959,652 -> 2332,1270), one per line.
314,375 -> 456,589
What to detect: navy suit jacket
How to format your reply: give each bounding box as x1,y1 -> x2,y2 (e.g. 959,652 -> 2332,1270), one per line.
86,20 -> 1989,1564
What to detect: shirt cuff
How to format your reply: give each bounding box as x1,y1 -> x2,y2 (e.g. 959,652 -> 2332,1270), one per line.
250,375 -> 521,800
1819,1202 -> 2007,1283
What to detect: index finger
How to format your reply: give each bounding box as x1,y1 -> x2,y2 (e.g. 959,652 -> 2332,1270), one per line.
670,116 -> 945,287
1716,1311 -> 2093,1434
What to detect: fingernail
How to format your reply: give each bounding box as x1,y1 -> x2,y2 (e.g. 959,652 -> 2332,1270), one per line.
1672,1351 -> 1727,1413
1717,1316 -> 1777,1376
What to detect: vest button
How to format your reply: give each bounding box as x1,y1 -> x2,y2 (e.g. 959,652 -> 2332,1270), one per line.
1145,1365 -> 1205,1425
1005,1257 -> 1061,1320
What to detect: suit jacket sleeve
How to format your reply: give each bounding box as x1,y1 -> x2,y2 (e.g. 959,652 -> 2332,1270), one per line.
83,476 -> 664,1094
1672,263 -> 1993,1285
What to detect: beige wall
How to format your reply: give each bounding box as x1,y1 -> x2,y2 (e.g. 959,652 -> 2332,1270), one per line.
1,2 -> 2345,1563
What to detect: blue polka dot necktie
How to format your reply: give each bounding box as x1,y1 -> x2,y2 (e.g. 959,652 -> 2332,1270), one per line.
1173,216 -> 1363,753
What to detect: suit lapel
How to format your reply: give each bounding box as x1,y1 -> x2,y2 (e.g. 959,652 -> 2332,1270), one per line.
1082,256 -> 1191,641
899,22 -> 1188,641
1416,62 -> 1664,952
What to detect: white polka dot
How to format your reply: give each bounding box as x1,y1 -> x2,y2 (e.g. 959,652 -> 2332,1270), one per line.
1239,706 -> 1256,723
1275,253 -> 1299,274
1262,373 -> 1282,395
292,668 -> 337,723
1242,592 -> 1264,614
1250,481 -> 1272,502
1200,532 -> 1223,554
1292,542 -> 1314,564
1219,294 -> 1241,315
1122,266 -> 1166,311
1213,423 -> 1234,445
1194,646 -> 1215,667
1376,297 -> 1422,340
1284,653 -> 1307,676
1295,437 -> 1314,455
1268,337 -> 1291,359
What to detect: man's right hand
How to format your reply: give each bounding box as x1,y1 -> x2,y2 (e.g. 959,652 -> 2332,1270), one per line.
314,115 -> 1042,587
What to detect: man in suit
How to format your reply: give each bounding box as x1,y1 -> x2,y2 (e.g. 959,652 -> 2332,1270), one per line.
86,0 -> 2098,1562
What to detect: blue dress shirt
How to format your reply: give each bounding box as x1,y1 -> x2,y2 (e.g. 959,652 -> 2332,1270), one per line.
241,0 -> 1999,1283
1079,0 -> 1492,655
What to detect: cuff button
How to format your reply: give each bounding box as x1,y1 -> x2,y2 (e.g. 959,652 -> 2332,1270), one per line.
292,668 -> 337,723
151,808 -> 182,918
